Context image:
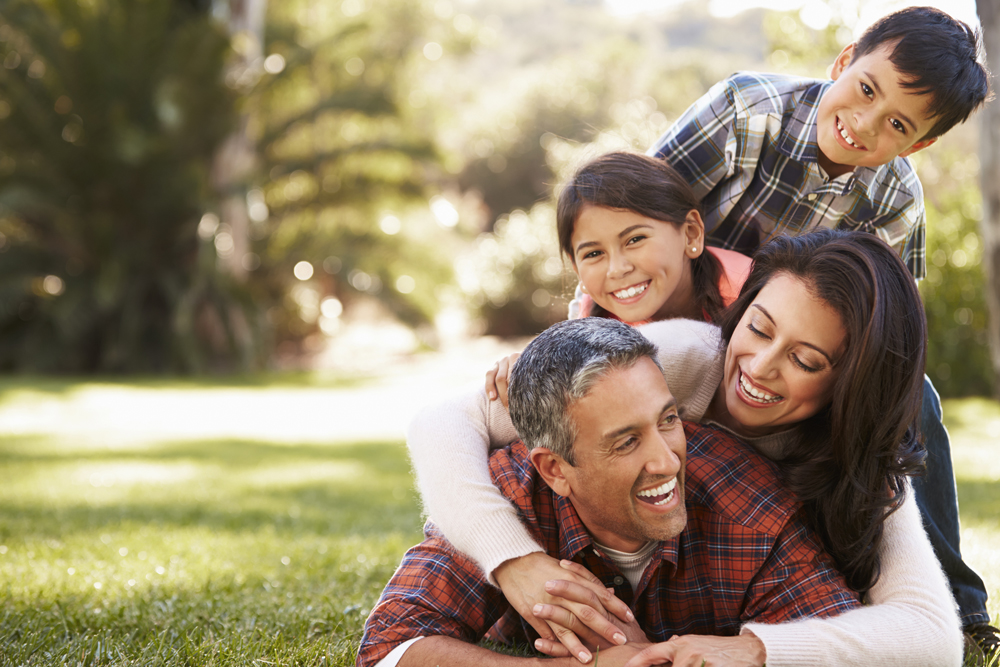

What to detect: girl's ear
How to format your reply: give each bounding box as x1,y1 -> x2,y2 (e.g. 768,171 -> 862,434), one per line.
529,447 -> 572,497
683,210 -> 705,259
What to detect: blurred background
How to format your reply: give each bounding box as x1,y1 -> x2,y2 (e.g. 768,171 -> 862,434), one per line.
0,0 -> 993,398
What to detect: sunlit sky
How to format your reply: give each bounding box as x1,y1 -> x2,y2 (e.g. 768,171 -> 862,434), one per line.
604,0 -> 981,34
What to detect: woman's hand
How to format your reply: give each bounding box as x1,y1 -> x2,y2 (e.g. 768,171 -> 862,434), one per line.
622,633 -> 766,667
493,553 -> 634,663
485,353 -> 520,408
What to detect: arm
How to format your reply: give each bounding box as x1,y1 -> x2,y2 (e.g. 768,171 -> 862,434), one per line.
742,487 -> 963,667
406,387 -> 541,580
397,637 -> 648,667
635,319 -> 724,422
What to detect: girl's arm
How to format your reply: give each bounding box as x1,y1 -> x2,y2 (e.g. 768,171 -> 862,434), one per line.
742,486 -> 963,667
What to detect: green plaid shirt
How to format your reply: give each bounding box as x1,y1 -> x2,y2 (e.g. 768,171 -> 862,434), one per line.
649,72 -> 926,279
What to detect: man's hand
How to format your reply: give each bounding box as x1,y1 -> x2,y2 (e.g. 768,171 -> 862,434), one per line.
622,633 -> 766,667
493,553 -> 634,664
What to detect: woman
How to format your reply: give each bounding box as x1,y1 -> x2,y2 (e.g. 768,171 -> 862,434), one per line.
407,230 -> 962,667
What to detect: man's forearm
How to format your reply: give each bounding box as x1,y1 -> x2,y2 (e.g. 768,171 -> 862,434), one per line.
396,636 -> 646,667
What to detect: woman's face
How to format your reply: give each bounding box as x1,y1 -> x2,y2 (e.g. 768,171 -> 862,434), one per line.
721,273 -> 847,437
570,204 -> 703,324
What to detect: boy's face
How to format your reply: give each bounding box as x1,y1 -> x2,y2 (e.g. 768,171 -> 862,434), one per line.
816,43 -> 938,178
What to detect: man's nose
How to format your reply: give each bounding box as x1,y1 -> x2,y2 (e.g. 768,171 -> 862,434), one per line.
646,433 -> 682,477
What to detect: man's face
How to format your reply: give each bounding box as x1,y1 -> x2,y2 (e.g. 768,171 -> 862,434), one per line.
560,357 -> 687,552
816,43 -> 938,178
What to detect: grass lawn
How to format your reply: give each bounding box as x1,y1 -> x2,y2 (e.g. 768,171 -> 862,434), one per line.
0,377 -> 997,666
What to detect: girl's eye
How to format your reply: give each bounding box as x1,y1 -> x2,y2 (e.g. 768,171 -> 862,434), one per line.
582,249 -> 603,260
860,82 -> 873,98
890,118 -> 906,134
625,235 -> 647,245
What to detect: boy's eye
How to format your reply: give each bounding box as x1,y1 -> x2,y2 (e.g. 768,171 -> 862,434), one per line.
860,82 -> 873,98
890,118 -> 906,134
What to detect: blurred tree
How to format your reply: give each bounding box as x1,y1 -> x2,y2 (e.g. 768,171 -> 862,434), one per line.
978,0 -> 999,397
0,0 -> 251,373
242,0 -> 459,350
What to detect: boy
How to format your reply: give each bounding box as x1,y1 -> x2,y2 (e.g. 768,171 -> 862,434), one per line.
646,5 -> 995,659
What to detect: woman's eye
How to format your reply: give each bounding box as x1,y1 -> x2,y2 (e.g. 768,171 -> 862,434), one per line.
861,82 -> 873,98
792,354 -> 821,373
747,322 -> 770,339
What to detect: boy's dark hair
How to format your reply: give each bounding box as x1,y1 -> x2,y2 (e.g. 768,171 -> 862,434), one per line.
853,6 -> 991,139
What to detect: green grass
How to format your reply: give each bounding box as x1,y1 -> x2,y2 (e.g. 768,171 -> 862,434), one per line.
0,378 -> 996,666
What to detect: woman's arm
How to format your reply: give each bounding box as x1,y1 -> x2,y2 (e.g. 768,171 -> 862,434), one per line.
742,486 -> 963,667
407,385 -> 541,579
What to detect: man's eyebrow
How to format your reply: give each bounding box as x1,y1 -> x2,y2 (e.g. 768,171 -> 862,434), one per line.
751,304 -> 835,364
600,397 -> 678,443
864,70 -> 917,131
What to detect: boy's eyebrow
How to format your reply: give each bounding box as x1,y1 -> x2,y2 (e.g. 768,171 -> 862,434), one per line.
750,304 -> 836,364
865,70 -> 917,132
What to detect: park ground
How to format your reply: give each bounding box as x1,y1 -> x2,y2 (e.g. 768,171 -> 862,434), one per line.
0,336 -> 997,666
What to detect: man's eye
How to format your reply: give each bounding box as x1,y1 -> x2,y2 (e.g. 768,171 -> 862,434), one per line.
860,82 -> 873,98
660,414 -> 678,426
616,437 -> 638,452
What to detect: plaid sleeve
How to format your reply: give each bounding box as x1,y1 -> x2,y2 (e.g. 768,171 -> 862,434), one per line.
356,526 -> 510,667
647,78 -> 739,199
740,512 -> 861,624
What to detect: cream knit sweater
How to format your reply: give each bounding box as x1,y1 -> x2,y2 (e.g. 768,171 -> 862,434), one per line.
406,319 -> 963,667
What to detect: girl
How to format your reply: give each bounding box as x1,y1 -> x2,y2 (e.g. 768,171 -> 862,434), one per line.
407,230 -> 962,667
554,151 -> 751,325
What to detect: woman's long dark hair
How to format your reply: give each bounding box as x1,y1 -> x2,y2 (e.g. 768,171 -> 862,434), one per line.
556,152 -> 726,321
716,229 -> 927,595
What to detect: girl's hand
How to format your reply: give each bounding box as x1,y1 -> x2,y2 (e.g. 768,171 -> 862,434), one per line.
485,353 -> 520,408
493,553 -> 634,663
622,633 -> 766,667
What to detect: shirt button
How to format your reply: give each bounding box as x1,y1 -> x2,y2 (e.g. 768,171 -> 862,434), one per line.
807,193 -> 818,201
612,575 -> 625,586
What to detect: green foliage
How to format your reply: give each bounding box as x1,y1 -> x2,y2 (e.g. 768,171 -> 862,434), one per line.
247,0 -> 460,344
917,148 -> 994,397
0,0 -> 255,373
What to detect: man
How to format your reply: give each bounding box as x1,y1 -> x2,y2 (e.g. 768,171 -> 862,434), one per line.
356,318 -> 859,667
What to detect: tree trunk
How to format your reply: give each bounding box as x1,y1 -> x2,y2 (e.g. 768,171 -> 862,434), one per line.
211,0 -> 268,281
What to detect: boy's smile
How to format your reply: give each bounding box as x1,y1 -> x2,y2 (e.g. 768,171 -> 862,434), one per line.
816,43 -> 938,179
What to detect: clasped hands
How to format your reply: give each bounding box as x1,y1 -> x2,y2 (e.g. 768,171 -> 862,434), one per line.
493,552 -> 765,667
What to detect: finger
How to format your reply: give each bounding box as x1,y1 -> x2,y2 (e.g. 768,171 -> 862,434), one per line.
548,620 -> 593,664
558,561 -> 635,625
623,643 -> 676,667
533,635 -> 572,658
533,603 -> 617,649
522,609 -> 556,643
485,363 -> 500,400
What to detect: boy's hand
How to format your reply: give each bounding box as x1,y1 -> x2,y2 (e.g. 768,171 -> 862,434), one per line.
485,353 -> 520,408
493,553 -> 634,664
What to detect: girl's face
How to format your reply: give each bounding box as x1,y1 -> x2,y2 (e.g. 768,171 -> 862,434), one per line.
570,205 -> 704,324
720,273 -> 847,437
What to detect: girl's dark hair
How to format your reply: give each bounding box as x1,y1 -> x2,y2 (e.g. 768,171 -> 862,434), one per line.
556,151 -> 726,321
716,229 -> 927,595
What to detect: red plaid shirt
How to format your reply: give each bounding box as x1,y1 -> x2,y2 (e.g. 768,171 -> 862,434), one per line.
357,422 -> 860,666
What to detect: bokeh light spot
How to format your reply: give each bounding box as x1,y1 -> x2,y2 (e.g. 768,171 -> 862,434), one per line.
293,261 -> 314,281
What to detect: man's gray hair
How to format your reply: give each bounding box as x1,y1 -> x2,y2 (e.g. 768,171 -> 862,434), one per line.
508,318 -> 660,465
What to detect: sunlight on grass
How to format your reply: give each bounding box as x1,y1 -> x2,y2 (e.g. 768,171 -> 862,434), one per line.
0,378 -> 996,666
944,398 -> 1000,625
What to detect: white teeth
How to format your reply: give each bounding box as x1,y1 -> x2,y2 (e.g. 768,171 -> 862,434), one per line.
614,283 -> 647,299
739,373 -> 782,404
837,119 -> 857,147
637,479 -> 676,505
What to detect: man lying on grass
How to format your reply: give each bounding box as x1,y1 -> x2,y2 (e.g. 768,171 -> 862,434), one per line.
356,318 -> 859,667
